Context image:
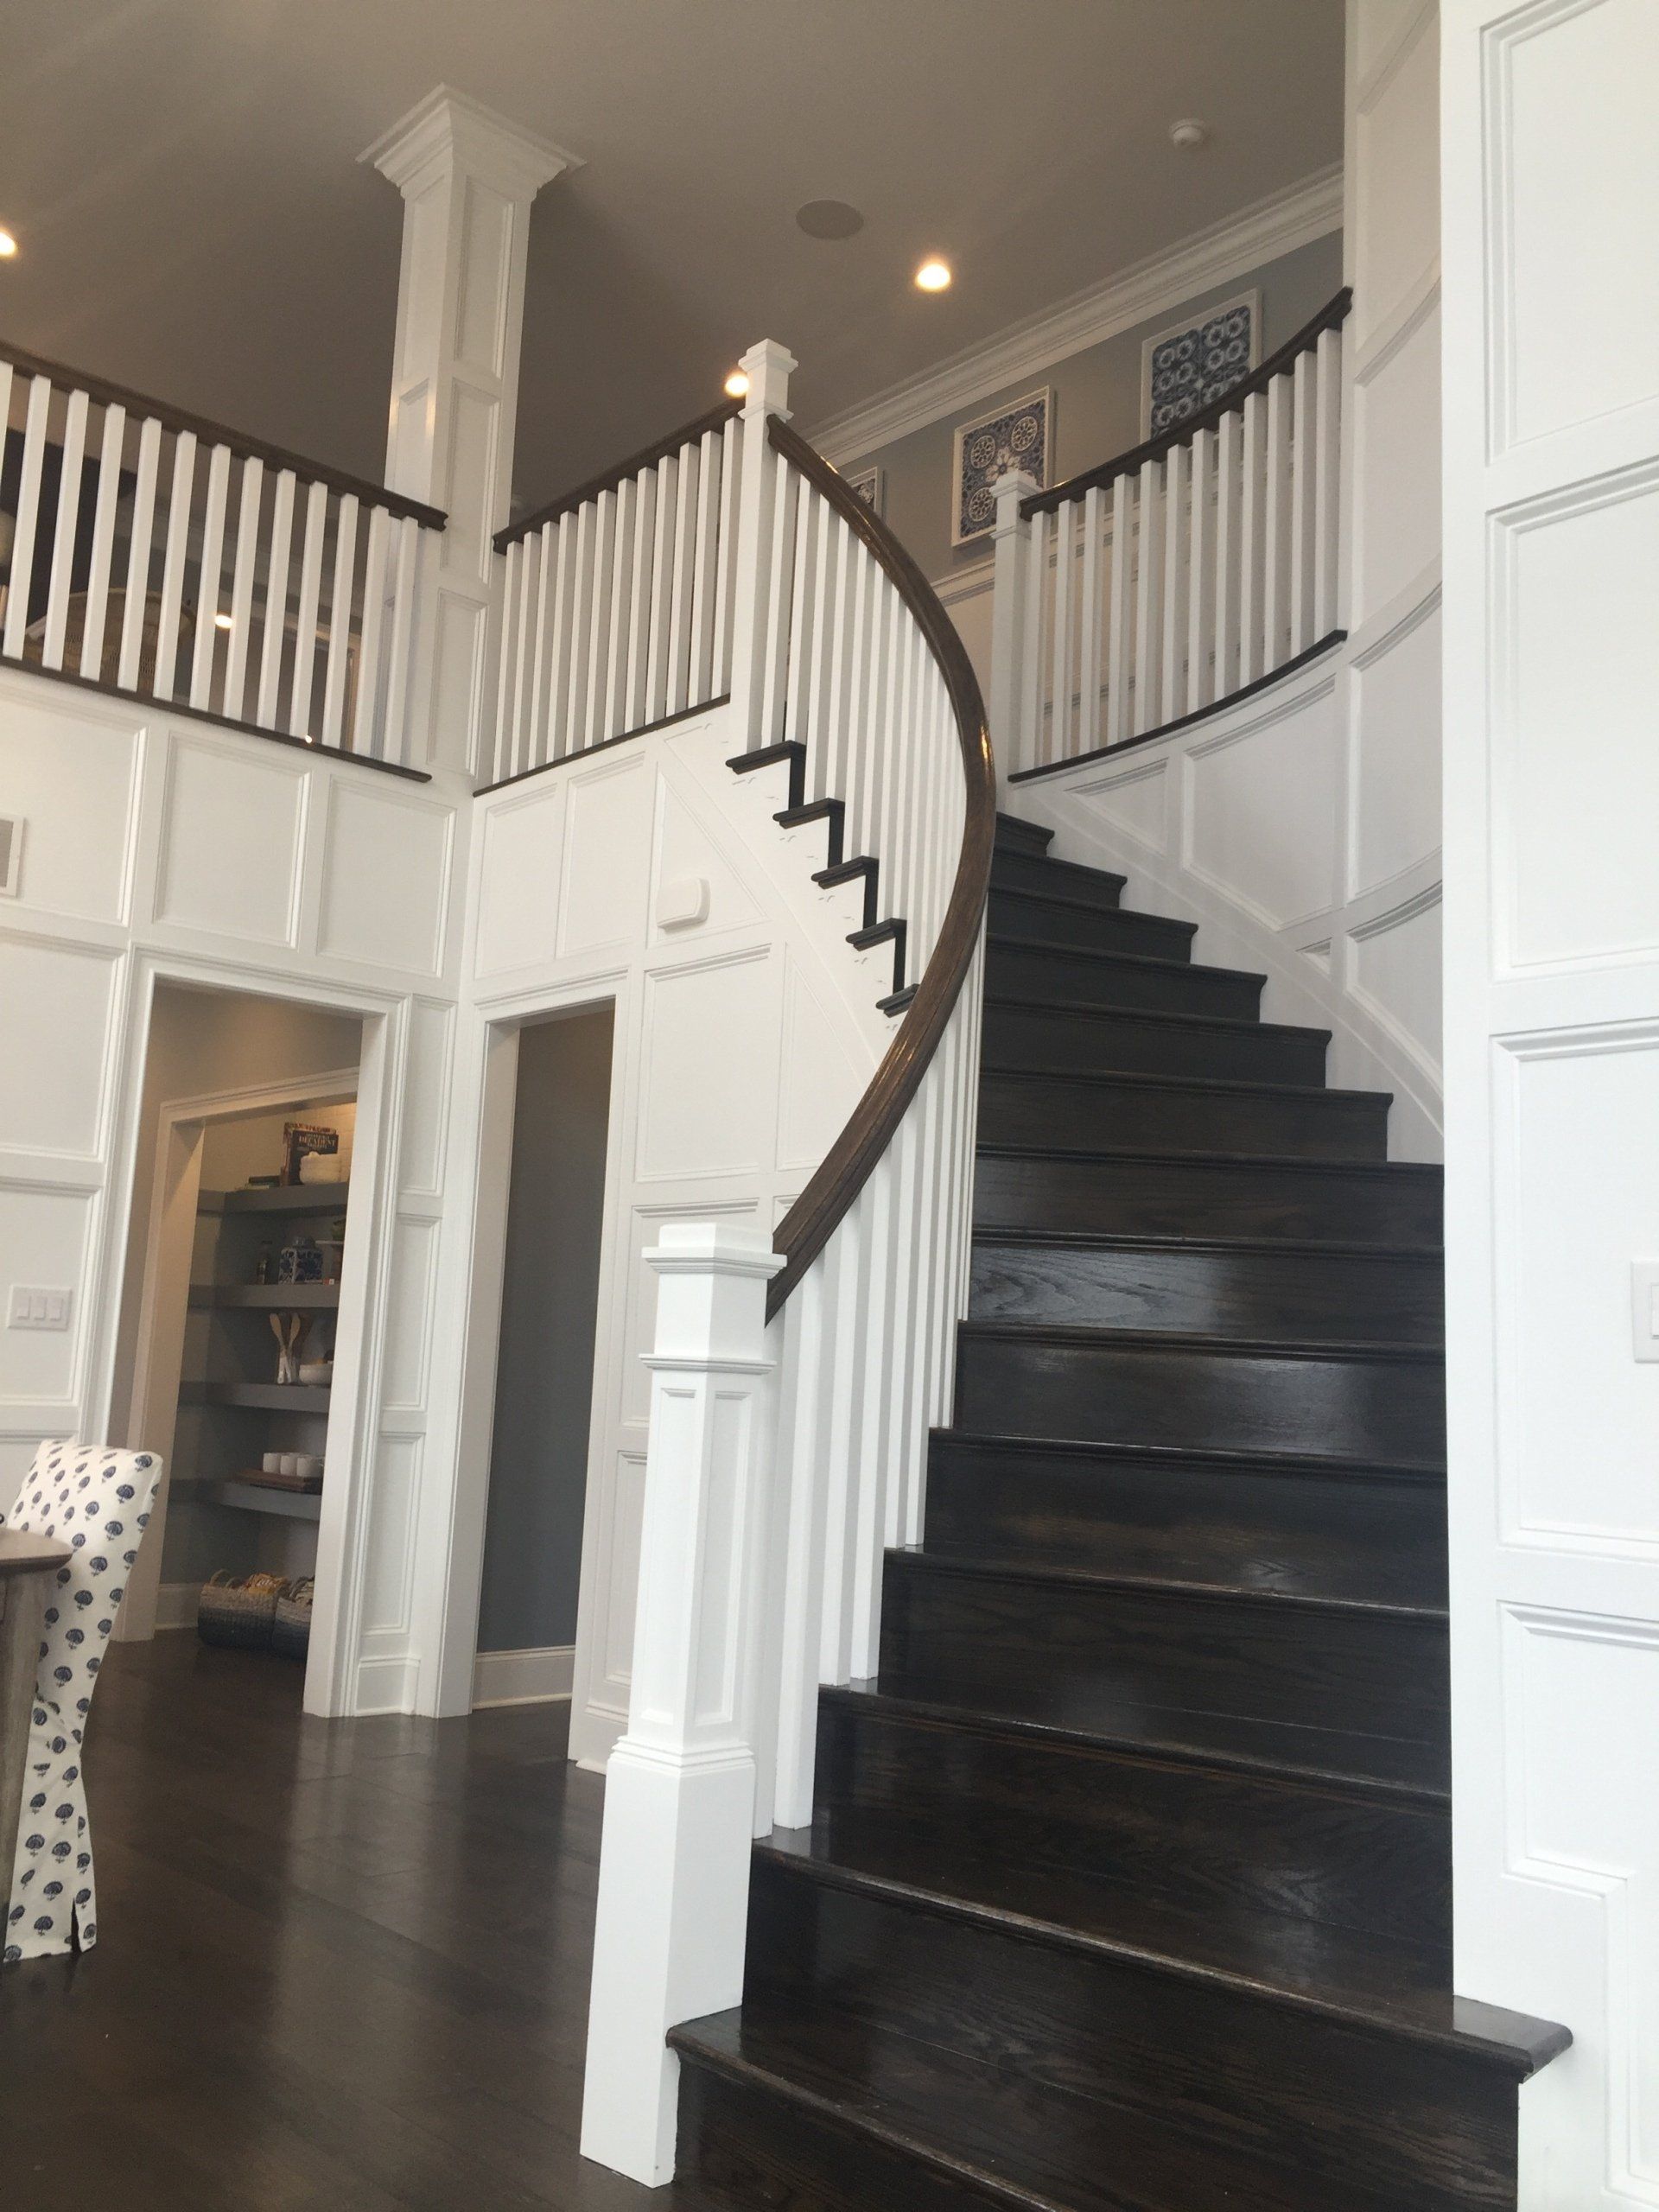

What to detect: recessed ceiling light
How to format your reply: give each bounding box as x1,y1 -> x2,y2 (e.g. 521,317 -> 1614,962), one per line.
0,227 -> 17,258
914,257 -> 952,293
796,199 -> 864,241
724,369 -> 750,399
213,611 -> 234,632
1169,118 -> 1208,149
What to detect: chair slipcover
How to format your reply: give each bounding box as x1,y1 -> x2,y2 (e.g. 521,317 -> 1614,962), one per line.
3,1440 -> 161,1961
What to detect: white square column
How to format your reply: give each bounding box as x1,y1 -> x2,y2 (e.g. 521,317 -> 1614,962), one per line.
362,86 -> 578,779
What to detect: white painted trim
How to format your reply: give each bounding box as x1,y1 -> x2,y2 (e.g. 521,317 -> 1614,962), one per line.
154,1580 -> 200,1630
809,166 -> 1344,466
472,1642 -> 575,1707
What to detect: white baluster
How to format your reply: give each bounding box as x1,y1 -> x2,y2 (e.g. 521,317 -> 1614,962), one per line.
116,418 -> 163,691
3,375 -> 53,662
584,487 -> 617,748
350,504 -> 390,755
601,479 -> 637,743
665,440 -> 700,715
546,510 -> 579,760
379,515 -> 422,766
1133,459 -> 1165,736
1078,483 -> 1105,756
1289,349 -> 1315,656
1238,391 -> 1264,689
79,401 -> 128,682
727,338 -> 797,750
1049,493 -> 1077,766
1211,410 -> 1238,709
1313,326 -> 1343,639
623,471 -> 656,735
153,429 -> 198,702
222,456 -> 265,721
643,460 -> 676,723
1106,474 -> 1133,742
320,493 -> 359,752
1185,427 -> 1213,709
493,538 -> 523,782
528,518 -> 558,766
711,414 -> 742,697
1021,505 -> 1051,765
256,467 -> 297,728
565,499 -> 598,746
287,478 -> 328,735
41,388 -> 89,671
1161,440 -> 1188,722
1263,373 -> 1292,674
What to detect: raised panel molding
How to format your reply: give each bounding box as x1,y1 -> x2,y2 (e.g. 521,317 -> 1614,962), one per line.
559,753 -> 655,959
0,675 -> 143,925
635,949 -> 778,1183
398,1000 -> 455,1198
360,1433 -> 423,1638
1352,1 -> 1440,349
317,782 -> 453,976
379,1215 -> 441,1412
1492,462 -> 1659,972
1486,0 -> 1659,455
1494,1023 -> 1659,1555
1349,589 -> 1442,895
0,935 -> 121,1161
1066,758 -> 1170,855
153,733 -> 307,946
1183,683 -> 1340,931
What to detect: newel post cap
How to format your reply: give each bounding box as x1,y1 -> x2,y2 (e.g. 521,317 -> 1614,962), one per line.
992,467 -> 1039,534
739,340 -> 798,423
644,1220 -> 785,1282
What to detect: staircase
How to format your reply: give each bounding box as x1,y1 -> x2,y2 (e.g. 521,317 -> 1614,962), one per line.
664,813 -> 1568,2211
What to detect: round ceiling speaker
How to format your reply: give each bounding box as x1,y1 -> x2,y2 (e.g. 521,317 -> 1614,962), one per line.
796,199 -> 865,240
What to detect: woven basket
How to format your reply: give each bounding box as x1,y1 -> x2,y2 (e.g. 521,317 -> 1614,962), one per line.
196,1570 -> 284,1649
271,1578 -> 315,1662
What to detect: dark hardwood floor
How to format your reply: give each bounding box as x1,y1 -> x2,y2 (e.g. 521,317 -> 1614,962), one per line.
0,1632 -> 690,2212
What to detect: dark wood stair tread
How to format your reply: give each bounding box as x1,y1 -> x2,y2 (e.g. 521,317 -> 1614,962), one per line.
928,1427 -> 1446,1487
984,993 -> 1330,1046
988,933 -> 1263,989
990,884 -> 1197,936
673,1998 -> 1453,2212
755,1822 -> 1551,2064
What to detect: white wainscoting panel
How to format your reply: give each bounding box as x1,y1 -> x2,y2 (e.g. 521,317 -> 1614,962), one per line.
153,734 -> 308,946
318,782 -> 454,975
0,683 -> 142,925
0,936 -> 119,1160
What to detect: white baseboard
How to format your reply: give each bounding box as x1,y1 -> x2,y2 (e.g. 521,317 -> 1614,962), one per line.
155,1580 -> 200,1630
473,1643 -> 575,1708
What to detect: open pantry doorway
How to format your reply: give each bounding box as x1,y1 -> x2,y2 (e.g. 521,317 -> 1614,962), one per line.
112,980 -> 366,1711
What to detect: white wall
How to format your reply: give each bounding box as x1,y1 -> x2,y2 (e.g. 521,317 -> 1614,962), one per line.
1442,3 -> 1659,2202
0,661 -> 464,1714
999,0 -> 1445,1161
418,702 -> 888,1762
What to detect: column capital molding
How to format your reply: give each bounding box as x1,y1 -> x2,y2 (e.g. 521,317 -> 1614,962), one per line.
361,84 -> 582,205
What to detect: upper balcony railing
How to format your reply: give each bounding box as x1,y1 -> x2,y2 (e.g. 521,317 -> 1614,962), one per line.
0,339 -> 445,775
994,289 -> 1351,783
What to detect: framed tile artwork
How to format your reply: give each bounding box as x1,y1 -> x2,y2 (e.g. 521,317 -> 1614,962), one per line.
951,387 -> 1052,546
1140,290 -> 1259,438
842,463 -> 882,514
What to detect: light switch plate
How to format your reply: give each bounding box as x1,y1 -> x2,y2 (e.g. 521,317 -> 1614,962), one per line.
1633,1262 -> 1659,1363
8,1285 -> 72,1331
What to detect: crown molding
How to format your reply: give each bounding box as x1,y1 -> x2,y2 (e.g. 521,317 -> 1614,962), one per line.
808,165 -> 1344,467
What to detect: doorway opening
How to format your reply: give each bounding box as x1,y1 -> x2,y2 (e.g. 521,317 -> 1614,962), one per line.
473,1004 -> 615,1713
112,979 -> 366,1711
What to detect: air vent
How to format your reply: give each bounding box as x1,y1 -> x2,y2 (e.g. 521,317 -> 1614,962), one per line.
0,816 -> 19,896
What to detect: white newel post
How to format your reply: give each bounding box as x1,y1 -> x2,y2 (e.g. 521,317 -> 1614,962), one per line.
580,1222 -> 784,2186
727,338 -> 798,751
363,86 -> 578,777
988,468 -> 1038,786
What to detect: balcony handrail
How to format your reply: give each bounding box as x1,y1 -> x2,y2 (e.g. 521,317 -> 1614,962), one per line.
494,397 -> 744,554
1021,286 -> 1353,519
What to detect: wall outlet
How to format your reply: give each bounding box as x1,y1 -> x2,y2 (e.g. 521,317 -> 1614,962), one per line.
1634,1262 -> 1659,1363
7,1285 -> 71,1331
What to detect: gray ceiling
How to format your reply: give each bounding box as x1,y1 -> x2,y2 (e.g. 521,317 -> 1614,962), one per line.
0,1 -> 1343,517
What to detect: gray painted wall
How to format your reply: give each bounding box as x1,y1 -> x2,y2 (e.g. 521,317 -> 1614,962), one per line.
476,1006 -> 614,1655
844,229 -> 1344,587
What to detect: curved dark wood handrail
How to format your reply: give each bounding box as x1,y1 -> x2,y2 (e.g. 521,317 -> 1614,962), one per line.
765,416 -> 996,1318
495,397 -> 743,553
0,335 -> 448,531
1022,286 -> 1353,519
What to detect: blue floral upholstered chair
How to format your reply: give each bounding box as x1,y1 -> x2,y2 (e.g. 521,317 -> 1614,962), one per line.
3,1440 -> 162,1961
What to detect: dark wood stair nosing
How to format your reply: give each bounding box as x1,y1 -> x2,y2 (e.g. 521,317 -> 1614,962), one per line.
980,1063 -> 1393,1109
984,993 -> 1331,1046
956,1319 -> 1446,1366
970,1225 -> 1446,1263
973,1141 -> 1441,1183
988,934 -> 1267,992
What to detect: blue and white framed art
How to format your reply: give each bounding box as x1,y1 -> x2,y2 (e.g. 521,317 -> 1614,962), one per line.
1140,291 -> 1259,438
951,387 -> 1052,546
842,463 -> 883,514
